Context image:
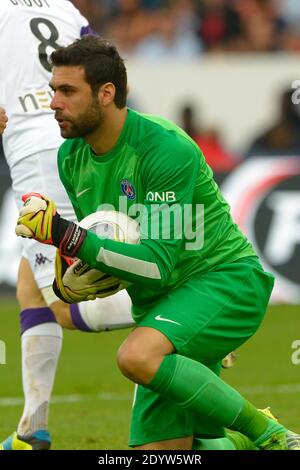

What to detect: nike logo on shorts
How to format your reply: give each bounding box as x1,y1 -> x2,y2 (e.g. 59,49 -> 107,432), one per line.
154,315 -> 181,326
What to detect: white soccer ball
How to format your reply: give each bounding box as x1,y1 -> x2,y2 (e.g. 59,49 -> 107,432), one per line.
57,211 -> 140,302
79,210 -> 140,244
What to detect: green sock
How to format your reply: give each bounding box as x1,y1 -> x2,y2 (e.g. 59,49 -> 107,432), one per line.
231,401 -> 286,444
193,437 -> 236,450
226,431 -> 257,450
253,419 -> 287,447
148,354 -> 285,443
193,432 -> 258,451
149,354 -> 244,424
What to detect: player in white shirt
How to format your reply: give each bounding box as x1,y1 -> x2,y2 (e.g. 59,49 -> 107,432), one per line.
0,0 -> 133,451
0,0 -> 236,451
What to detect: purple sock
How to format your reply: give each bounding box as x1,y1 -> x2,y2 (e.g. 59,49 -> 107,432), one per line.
70,304 -> 93,332
20,308 -> 57,336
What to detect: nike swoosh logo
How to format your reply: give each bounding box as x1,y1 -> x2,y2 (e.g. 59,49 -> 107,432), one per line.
76,187 -> 92,198
155,315 -> 181,326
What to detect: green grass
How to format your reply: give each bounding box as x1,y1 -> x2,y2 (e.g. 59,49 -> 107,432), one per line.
0,298 -> 299,449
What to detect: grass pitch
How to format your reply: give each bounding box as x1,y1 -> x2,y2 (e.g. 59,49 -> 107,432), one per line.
0,297 -> 299,449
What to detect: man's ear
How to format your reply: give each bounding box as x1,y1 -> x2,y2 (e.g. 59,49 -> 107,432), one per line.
98,82 -> 116,106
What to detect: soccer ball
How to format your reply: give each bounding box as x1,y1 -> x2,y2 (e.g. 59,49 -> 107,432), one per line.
78,210 -> 140,293
54,211 -> 140,303
79,210 -> 140,244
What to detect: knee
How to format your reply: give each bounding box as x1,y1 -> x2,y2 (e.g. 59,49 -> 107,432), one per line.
17,257 -> 46,309
117,342 -> 161,385
117,342 -> 147,384
16,279 -> 45,309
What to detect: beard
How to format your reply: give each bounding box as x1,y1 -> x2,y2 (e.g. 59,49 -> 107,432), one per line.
56,98 -> 104,139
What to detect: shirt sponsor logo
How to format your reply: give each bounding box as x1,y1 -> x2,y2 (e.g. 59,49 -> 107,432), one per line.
18,88 -> 53,113
121,179 -> 136,200
146,191 -> 176,202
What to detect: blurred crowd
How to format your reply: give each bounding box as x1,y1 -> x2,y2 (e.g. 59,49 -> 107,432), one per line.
180,87 -> 300,171
1,1 -> 300,172
69,0 -> 300,169
72,0 -> 300,59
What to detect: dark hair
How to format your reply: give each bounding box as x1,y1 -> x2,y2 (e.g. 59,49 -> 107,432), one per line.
50,35 -> 127,108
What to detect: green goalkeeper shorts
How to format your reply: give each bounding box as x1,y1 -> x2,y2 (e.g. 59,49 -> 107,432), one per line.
129,256 -> 274,447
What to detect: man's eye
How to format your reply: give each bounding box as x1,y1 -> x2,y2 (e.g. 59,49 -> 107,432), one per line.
62,89 -> 73,95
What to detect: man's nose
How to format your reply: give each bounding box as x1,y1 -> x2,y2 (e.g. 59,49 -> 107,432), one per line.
50,93 -> 63,110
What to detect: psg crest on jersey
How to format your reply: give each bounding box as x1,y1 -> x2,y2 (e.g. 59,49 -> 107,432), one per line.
121,179 -> 136,200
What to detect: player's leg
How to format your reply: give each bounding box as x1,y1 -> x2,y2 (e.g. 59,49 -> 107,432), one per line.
1,261 -> 135,450
129,365 -> 237,450
197,410 -> 300,451
118,257 -> 297,450
191,361 -> 255,451
128,364 -> 226,449
12,255 -> 61,449
192,433 -> 257,450
46,287 -> 134,332
1,149 -> 135,450
193,436 -> 236,450
129,383 -> 198,450
1,150 -> 66,449
120,328 -> 279,451
137,437 -> 193,450
68,289 -> 134,332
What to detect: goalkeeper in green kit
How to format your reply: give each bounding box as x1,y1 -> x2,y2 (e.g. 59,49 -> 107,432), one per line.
15,35 -> 300,451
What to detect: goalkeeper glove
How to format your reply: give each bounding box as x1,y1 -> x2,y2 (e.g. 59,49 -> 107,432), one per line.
15,193 -> 87,257
53,251 -> 122,303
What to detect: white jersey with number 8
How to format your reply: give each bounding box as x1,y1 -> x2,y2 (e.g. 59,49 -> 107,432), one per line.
0,0 -> 89,168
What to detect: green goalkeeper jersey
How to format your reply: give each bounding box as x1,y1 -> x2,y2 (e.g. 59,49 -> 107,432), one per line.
58,108 -> 256,313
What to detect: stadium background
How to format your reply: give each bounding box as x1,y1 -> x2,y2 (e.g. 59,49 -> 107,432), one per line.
0,0 -> 299,449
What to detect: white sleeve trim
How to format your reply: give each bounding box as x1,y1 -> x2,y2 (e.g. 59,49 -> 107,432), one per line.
97,247 -> 161,280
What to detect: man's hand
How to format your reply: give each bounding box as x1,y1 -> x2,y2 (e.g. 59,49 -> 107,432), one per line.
0,107 -> 8,134
15,193 -> 87,257
15,193 -> 56,244
53,252 -> 122,303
